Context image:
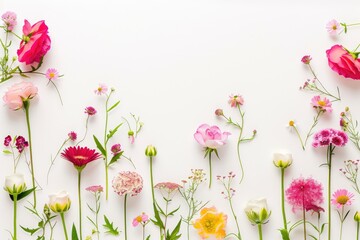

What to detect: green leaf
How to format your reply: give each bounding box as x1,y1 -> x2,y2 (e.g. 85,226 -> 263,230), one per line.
107,100 -> 120,113
167,219 -> 182,240
108,151 -> 123,167
308,235 -> 318,240
93,135 -> 106,157
168,205 -> 181,216
151,203 -> 165,229
106,123 -> 123,143
10,187 -> 36,201
20,226 -> 40,235
146,235 -> 151,240
71,224 -> 79,240
3,149 -> 12,154
103,215 -> 119,235
279,229 -> 290,240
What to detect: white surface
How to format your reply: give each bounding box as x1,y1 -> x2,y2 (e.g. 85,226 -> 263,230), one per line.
1,0 -> 360,239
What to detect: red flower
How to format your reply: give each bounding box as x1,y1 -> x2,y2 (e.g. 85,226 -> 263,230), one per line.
61,146 -> 101,169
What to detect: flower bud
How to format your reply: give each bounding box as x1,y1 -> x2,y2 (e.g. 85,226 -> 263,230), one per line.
273,152 -> 292,169
48,191 -> 71,213
215,109 -> 223,116
145,145 -> 157,157
244,198 -> 271,225
4,173 -> 26,195
44,204 -> 51,218
355,211 -> 360,222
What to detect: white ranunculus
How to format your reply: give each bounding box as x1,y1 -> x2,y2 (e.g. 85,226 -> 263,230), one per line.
4,173 -> 26,195
48,190 -> 71,213
273,152 -> 293,169
244,198 -> 271,224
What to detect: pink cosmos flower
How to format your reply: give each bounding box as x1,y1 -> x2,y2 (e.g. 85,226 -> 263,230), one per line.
3,81 -> 38,110
94,84 -> 108,95
194,124 -> 230,149
326,44 -> 360,80
112,171 -> 143,196
311,95 -> 332,112
286,177 -> 323,212
86,185 -> 103,193
301,55 -> 312,64
228,94 -> 244,108
312,128 -> 348,148
45,68 -> 59,81
4,135 -> 12,147
68,131 -> 77,141
84,106 -> 97,116
17,20 -> 51,65
326,19 -> 341,35
1,11 -> 17,31
331,189 -> 354,208
111,144 -> 121,154
132,213 -> 149,227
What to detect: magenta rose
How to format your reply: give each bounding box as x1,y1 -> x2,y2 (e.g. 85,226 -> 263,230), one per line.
17,20 -> 51,65
326,44 -> 360,80
194,124 -> 231,149
3,81 -> 38,110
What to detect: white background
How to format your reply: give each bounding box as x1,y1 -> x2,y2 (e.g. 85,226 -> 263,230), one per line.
2,0 -> 360,239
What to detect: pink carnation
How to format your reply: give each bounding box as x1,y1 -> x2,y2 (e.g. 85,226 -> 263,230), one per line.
194,124 -> 230,149
3,81 -> 38,110
4,135 -> 12,147
311,95 -> 332,113
312,128 -> 348,147
112,171 -> 143,196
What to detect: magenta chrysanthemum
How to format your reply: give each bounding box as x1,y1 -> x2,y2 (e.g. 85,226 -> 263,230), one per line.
61,146 -> 101,168
331,189 -> 354,208
312,128 -> 348,148
286,177 -> 324,212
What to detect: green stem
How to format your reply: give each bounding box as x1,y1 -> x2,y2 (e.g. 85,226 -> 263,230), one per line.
76,116 -> 89,146
104,93 -> 110,200
292,125 -> 305,150
302,206 -> 307,240
78,170 -> 83,240
13,194 -> 17,240
47,138 -> 69,184
208,153 -> 212,188
327,145 -> 334,240
304,111 -> 322,147
229,197 -> 242,240
237,105 -> 245,184
60,212 -> 69,240
142,225 -> 145,240
356,222 -> 359,240
258,224 -> 263,240
339,207 -> 344,240
150,156 -> 155,205
124,194 -> 128,240
281,168 -> 288,231
24,101 -> 37,208
49,80 -> 63,106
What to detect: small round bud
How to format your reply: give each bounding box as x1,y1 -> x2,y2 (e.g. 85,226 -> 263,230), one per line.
215,109 -> 223,116
354,211 -> 360,222
145,145 -> 157,157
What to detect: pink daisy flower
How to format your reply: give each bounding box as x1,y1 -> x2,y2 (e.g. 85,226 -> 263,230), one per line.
94,83 -> 108,95
311,95 -> 332,113
228,94 -> 244,108
331,189 -> 354,208
326,19 -> 341,35
132,212 -> 149,227
45,68 -> 59,81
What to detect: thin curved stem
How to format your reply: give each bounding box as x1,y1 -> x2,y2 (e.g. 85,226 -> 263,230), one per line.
49,80 -> 63,106
229,197 -> 242,239
237,105 -> 245,184
104,93 -> 110,200
304,111 -> 322,147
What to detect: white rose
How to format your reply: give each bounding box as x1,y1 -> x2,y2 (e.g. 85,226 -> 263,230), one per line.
244,198 -> 271,224
4,173 -> 26,195
48,190 -> 71,213
273,152 -> 292,169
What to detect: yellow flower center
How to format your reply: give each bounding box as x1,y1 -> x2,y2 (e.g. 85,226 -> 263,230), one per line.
332,25 -> 337,30
49,72 -> 55,79
289,120 -> 295,126
318,100 -> 326,107
202,218 -> 216,233
336,195 -> 349,205
136,216 -> 143,222
74,156 -> 87,160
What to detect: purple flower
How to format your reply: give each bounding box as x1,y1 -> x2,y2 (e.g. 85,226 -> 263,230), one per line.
15,136 -> 28,153
4,135 -> 12,147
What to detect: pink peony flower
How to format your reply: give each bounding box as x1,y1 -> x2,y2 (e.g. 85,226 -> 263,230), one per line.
4,135 -> 12,147
194,124 -> 230,149
326,19 -> 341,35
301,55 -> 312,64
86,185 -> 103,193
84,106 -> 97,116
45,68 -> 59,81
3,81 -> 38,110
68,131 -> 77,141
94,83 -> 108,95
312,128 -> 348,148
228,94 -> 244,108
311,95 -> 332,112
331,189 -> 354,208
112,171 -> 143,196
132,213 -> 149,227
326,44 -> 360,80
286,177 -> 324,212
17,20 -> 51,65
1,11 -> 17,31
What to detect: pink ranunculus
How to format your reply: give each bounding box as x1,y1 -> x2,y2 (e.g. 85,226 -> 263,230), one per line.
17,20 -> 51,65
326,44 -> 360,80
3,81 -> 38,110
194,124 -> 231,149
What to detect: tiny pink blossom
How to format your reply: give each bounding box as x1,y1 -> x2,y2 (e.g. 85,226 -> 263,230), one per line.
228,94 -> 244,108
1,11 -> 17,31
132,213 -> 149,227
326,19 -> 341,35
15,136 -> 28,153
331,189 -> 354,208
68,131 -> 77,141
311,95 -> 332,113
301,55 -> 312,64
194,124 -> 230,149
94,84 -> 108,95
45,68 -> 59,81
86,185 -> 103,193
111,144 -> 121,154
4,135 -> 12,147
85,106 -> 97,116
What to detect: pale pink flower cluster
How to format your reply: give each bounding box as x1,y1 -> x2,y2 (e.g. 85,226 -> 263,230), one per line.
154,182 -> 181,193
194,124 -> 230,149
312,128 -> 348,148
1,11 -> 17,31
3,81 -> 38,110
86,185 -> 103,193
311,95 -> 332,113
326,19 -> 341,35
228,94 -> 244,108
112,171 -> 143,196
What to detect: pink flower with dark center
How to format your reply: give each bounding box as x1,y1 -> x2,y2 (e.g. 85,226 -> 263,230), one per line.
132,213 -> 149,227
111,144 -> 122,154
86,185 -> 103,193
112,171 -> 143,196
301,55 -> 312,64
94,84 -> 108,95
311,95 -> 332,112
15,136 -> 28,153
85,106 -> 97,116
45,68 -> 59,81
68,131 -> 77,141
1,11 -> 17,31
331,189 -> 354,208
326,19 -> 341,35
4,135 -> 12,147
228,94 -> 244,108
286,177 -> 323,212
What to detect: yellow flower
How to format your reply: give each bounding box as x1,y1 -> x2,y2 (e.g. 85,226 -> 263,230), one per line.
193,206 -> 227,239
